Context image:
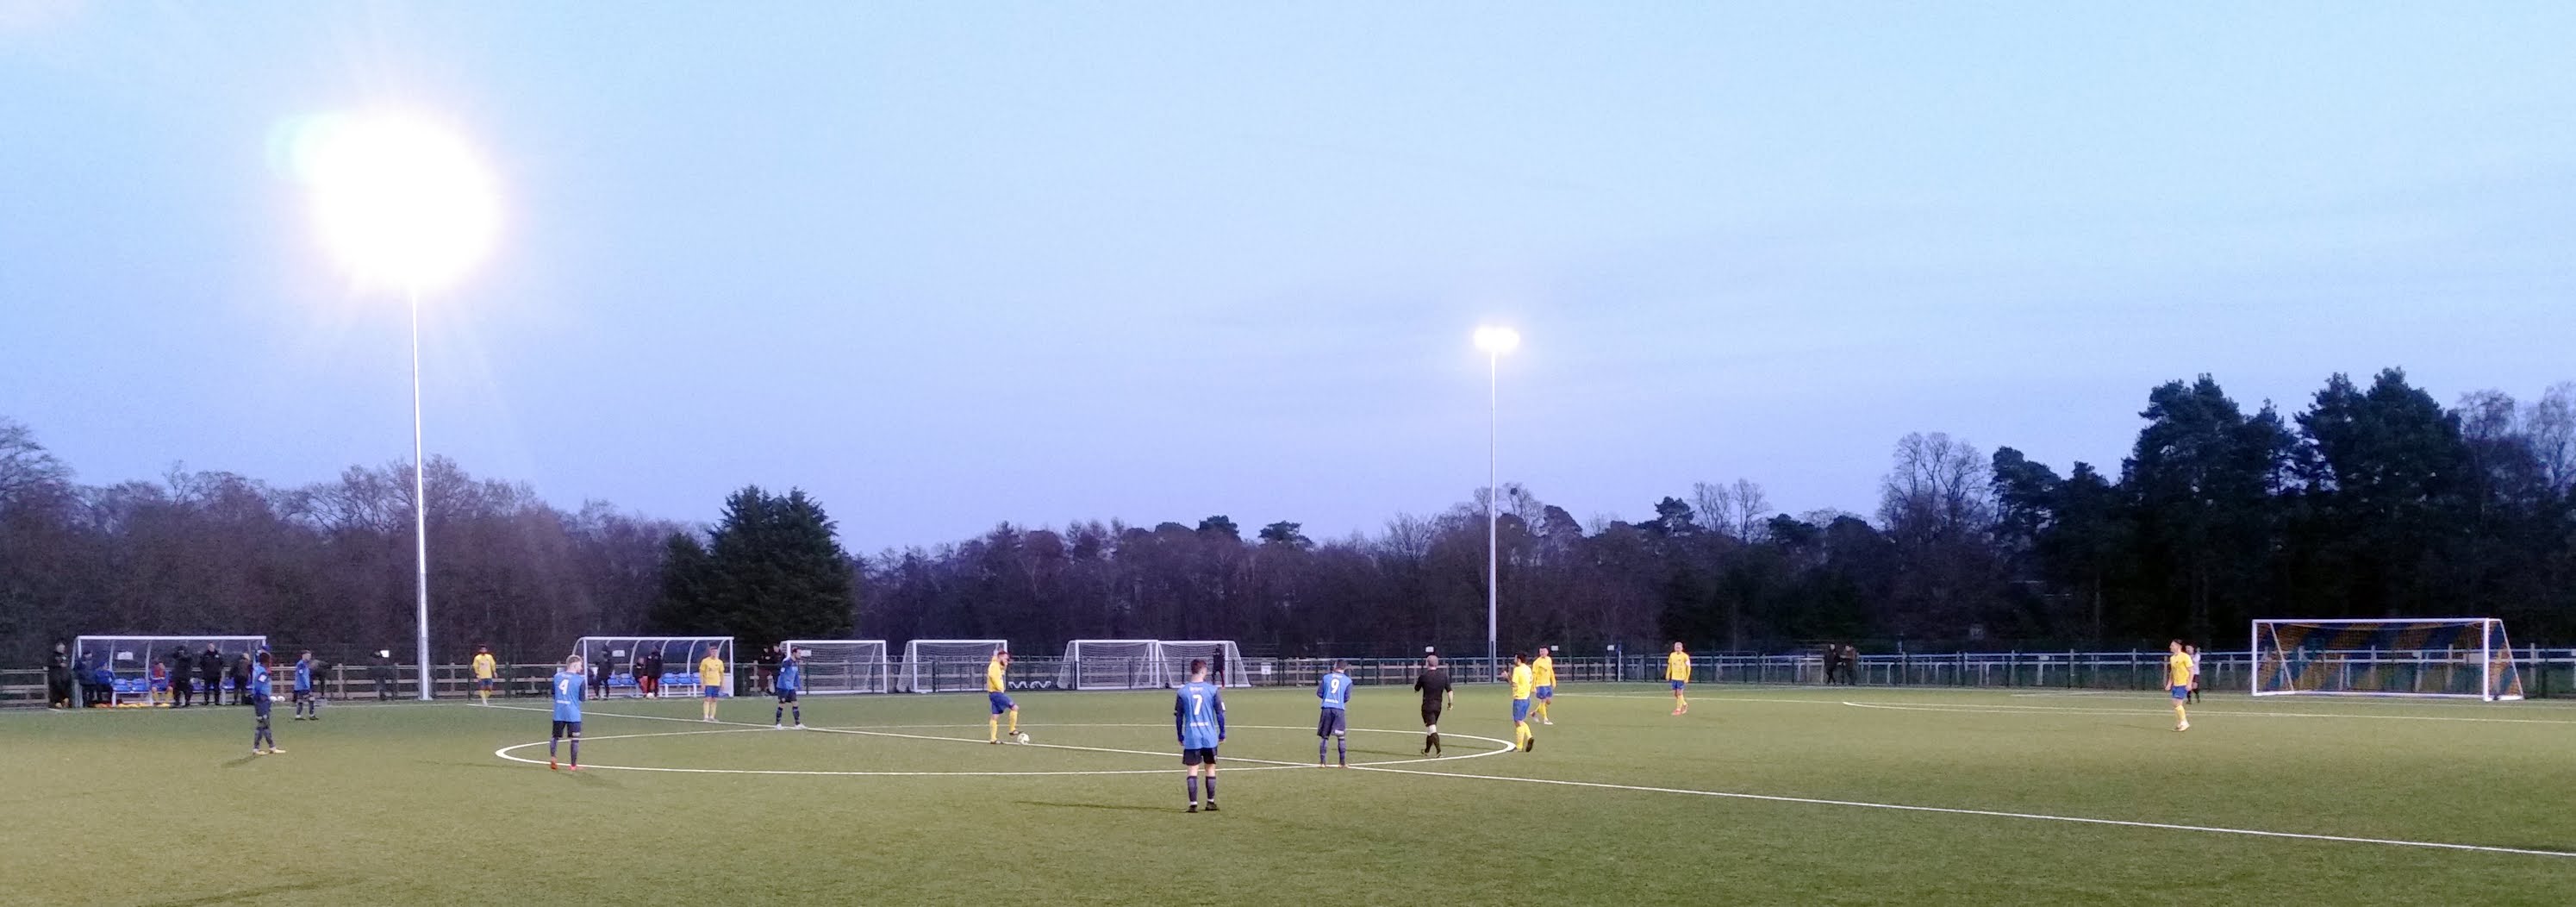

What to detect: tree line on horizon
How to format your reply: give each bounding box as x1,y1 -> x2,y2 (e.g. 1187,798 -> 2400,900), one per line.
3,367 -> 2570,666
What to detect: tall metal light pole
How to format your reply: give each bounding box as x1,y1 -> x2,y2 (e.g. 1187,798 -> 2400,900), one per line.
297,110 -> 501,702
1473,326 -> 1519,672
409,284 -> 432,699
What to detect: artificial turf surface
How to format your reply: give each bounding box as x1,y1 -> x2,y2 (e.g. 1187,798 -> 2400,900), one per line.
6,684 -> 2573,905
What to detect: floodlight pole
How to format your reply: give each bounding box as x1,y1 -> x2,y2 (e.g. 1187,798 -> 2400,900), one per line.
1485,348 -> 1500,672
409,283 -> 433,701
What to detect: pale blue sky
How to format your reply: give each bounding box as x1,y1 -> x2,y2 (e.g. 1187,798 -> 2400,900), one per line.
4,3 -> 2571,551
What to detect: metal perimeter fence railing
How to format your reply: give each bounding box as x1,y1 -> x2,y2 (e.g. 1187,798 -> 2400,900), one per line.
13,648 -> 2576,705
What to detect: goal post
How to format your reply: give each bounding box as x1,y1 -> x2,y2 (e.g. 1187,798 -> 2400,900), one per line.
1057,639 -> 1163,690
780,639 -> 891,694
1155,641 -> 1246,688
2250,618 -> 2524,701
899,639 -> 1007,693
574,636 -> 736,697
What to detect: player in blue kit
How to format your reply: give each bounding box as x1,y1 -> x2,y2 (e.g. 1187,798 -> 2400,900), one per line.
248,651 -> 282,755
551,654 -> 587,771
290,650 -> 320,721
772,646 -> 804,729
1316,660 -> 1352,767
1175,659 -> 1226,813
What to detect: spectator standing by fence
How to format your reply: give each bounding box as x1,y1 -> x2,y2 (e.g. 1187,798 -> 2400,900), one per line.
371,651 -> 395,700
198,646 -> 224,705
172,651 -> 195,707
45,642 -> 72,710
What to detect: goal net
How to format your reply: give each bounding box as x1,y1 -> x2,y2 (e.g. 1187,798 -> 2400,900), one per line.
1057,640 -> 1163,690
74,635 -> 268,704
2251,618 -> 2524,701
900,639 -> 1007,693
1156,641 -> 1247,688
575,636 -> 735,697
781,639 -> 891,694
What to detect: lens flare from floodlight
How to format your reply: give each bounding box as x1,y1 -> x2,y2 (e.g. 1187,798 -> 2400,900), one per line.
291,111 -> 500,291
1474,325 -> 1521,354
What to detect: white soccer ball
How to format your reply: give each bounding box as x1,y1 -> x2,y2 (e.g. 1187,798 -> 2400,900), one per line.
1015,732 -> 1031,744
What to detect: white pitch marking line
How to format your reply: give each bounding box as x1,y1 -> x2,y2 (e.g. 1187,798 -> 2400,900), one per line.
1353,764 -> 2576,860
1835,700 -> 2576,725
1556,691 -> 2576,725
484,706 -> 1513,776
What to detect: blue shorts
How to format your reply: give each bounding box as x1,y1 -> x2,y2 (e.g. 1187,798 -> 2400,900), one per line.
253,696 -> 272,720
2171,685 -> 2189,701
1535,685 -> 1554,700
552,719 -> 582,736
1317,708 -> 1347,737
1182,747 -> 1217,766
1671,679 -> 1687,691
989,692 -> 1015,715
477,679 -> 494,691
291,689 -> 312,702
777,690 -> 798,704
703,685 -> 722,699
1512,698 -> 1532,722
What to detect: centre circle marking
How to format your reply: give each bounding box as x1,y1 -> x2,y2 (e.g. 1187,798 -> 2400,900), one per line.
492,722 -> 1517,777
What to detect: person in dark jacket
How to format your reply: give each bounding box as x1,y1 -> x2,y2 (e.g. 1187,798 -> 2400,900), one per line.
172,649 -> 196,707
371,650 -> 396,700
200,646 -> 226,705
46,643 -> 72,710
230,654 -> 253,706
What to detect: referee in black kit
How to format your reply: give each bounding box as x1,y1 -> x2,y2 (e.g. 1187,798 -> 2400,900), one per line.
1413,650 -> 1455,755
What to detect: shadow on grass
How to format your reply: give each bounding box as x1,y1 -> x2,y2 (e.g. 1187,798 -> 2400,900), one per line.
1014,800 -> 1176,813
219,754 -> 260,769
137,877 -> 355,906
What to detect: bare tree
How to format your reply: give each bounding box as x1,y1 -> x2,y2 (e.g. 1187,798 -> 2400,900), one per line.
0,417 -> 72,510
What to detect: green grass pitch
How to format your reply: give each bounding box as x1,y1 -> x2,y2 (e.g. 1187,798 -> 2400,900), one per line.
8,685 -> 2573,904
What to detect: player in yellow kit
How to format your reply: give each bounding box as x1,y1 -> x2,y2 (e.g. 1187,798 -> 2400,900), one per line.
1667,641 -> 1691,716
987,649 -> 1020,743
698,646 -> 726,722
2167,639 -> 2192,732
1531,647 -> 1557,725
471,646 -> 497,705
1506,653 -> 1537,752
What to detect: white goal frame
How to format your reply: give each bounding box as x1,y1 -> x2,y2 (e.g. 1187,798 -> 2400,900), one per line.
780,639 -> 892,694
900,639 -> 1007,693
2249,617 -> 2523,701
1057,639 -> 1164,690
1155,641 -> 1247,688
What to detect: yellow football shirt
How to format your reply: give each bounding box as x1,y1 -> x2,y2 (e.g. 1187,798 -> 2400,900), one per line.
698,655 -> 725,686
471,654 -> 496,679
1509,664 -> 1535,701
2167,652 -> 2193,688
1533,655 -> 1556,687
986,658 -> 1007,693
1666,651 -> 1690,682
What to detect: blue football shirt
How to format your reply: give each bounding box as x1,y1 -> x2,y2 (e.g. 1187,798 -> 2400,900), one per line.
293,660 -> 313,691
777,659 -> 801,693
1319,672 -> 1352,710
1175,680 -> 1226,749
552,671 -> 586,722
249,663 -> 271,697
